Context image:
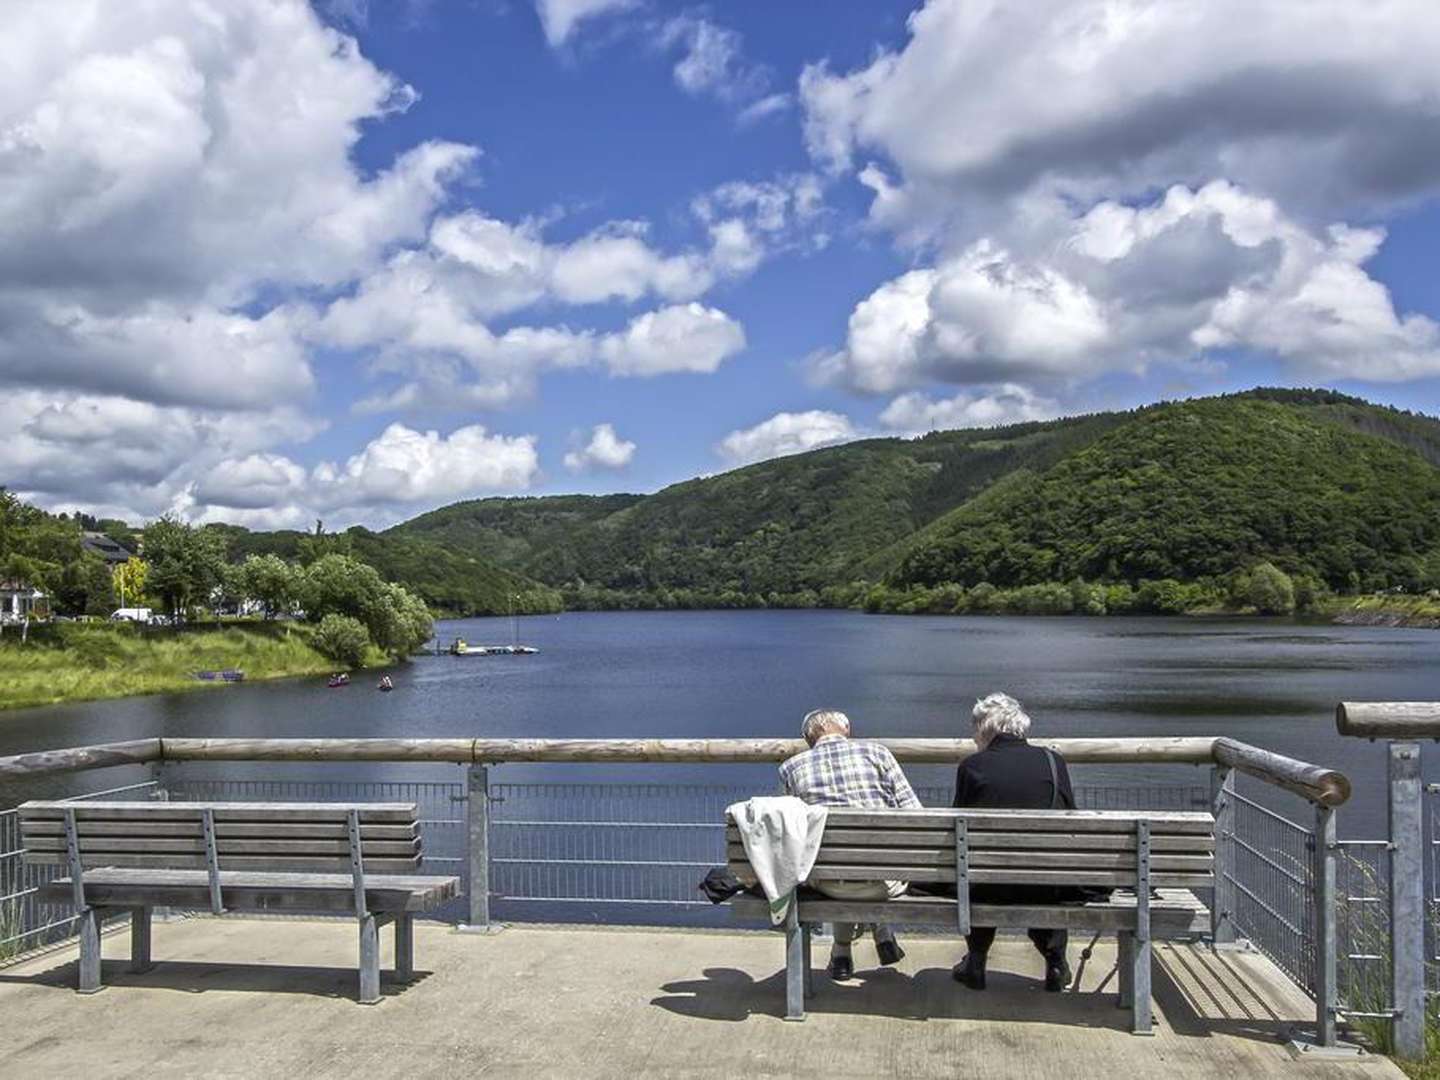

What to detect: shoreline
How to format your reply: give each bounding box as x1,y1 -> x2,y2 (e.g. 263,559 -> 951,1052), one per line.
0,624 -> 388,713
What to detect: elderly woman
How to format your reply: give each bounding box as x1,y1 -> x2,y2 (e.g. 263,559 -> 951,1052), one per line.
952,692 -> 1080,993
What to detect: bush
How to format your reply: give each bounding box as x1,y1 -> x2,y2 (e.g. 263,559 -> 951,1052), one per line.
1246,561 -> 1296,614
312,614 -> 370,667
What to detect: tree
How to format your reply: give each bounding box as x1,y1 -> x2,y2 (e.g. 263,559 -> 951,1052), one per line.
301,555 -> 432,657
143,517 -> 229,618
312,614 -> 371,667
1245,562 -> 1295,615
112,557 -> 149,610
240,554 -> 301,619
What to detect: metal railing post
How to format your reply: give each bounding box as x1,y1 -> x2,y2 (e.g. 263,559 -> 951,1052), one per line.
1389,742 -> 1425,1060
1210,765 -> 1237,946
464,763 -> 491,931
1314,804 -> 1338,1048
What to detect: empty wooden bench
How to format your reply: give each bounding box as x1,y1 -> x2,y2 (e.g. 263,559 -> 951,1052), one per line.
19,800 -> 460,1003
727,807 -> 1214,1033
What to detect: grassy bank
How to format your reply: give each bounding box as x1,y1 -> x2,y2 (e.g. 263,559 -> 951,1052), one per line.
1324,594 -> 1440,628
0,623 -> 387,711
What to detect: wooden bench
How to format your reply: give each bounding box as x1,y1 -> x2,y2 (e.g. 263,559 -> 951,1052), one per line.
19,800 -> 460,1004
726,807 -> 1214,1033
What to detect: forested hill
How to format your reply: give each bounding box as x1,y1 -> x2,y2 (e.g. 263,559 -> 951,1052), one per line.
386,409 -> 1126,602
381,387 -> 1440,606
886,396 -> 1440,592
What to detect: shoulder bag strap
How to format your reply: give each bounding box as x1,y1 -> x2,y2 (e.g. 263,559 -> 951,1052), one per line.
1043,748 -> 1061,810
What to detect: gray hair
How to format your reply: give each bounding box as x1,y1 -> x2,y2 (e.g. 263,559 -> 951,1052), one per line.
972,692 -> 1031,748
802,708 -> 851,746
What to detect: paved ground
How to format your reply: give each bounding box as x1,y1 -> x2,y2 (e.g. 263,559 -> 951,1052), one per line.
0,917 -> 1403,1079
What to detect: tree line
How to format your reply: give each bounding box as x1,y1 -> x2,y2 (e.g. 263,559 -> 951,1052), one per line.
0,493 -> 430,664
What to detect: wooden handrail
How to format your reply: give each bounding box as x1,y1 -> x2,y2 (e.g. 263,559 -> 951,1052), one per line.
0,733 -> 1351,805
1336,701 -> 1440,740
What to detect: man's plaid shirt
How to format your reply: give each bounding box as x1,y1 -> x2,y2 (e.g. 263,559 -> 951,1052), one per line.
779,736 -> 922,809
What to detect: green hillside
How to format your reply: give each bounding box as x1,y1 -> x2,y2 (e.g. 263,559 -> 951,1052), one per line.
367,388 -> 1440,609
389,411 -> 1126,601
889,396 -> 1440,592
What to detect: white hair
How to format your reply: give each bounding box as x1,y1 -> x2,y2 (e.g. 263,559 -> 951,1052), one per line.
802,708 -> 851,746
972,692 -> 1031,748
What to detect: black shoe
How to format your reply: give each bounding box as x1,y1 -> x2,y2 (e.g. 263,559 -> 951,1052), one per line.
952,952 -> 987,990
1044,952 -> 1072,992
828,955 -> 854,981
876,938 -> 905,967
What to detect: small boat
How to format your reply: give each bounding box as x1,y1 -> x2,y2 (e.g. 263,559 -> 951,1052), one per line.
327,673 -> 350,688
195,669 -> 245,682
377,676 -> 394,692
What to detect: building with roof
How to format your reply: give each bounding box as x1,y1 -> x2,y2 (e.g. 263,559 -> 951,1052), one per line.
81,531 -> 134,566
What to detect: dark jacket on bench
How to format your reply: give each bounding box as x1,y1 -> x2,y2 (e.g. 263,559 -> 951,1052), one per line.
947,734 -> 1096,906
953,733 -> 1075,811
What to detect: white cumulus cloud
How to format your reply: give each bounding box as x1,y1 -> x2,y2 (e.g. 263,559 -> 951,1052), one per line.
801,0 -> 1440,234
879,385 -> 1060,435
716,411 -> 861,467
817,182 -> 1440,394
564,423 -> 636,472
599,303 -> 745,377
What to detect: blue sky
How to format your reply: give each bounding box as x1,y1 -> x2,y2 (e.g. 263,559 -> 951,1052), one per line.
4,0 -> 1439,527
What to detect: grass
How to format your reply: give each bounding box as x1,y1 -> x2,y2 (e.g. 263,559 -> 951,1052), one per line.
1324,594 -> 1440,627
1336,851 -> 1440,1074
0,623 -> 388,711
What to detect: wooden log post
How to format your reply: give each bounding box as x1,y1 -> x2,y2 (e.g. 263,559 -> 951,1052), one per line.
1336,701 -> 1440,740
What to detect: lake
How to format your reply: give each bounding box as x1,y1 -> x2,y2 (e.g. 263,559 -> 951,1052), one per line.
1,610 -> 1436,840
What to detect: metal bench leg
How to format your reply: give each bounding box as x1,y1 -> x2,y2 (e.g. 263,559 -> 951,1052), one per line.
395,914 -> 414,983
1131,936 -> 1153,1035
358,914 -> 381,1004
77,908 -> 103,994
801,924 -> 814,999
129,906 -> 154,973
783,902 -> 805,1021
1116,932 -> 1133,1009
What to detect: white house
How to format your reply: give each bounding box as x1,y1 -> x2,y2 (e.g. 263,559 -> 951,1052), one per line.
0,580 -> 48,623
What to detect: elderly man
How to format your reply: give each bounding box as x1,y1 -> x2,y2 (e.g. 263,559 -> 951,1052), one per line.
952,692 -> 1083,993
780,708 -> 921,980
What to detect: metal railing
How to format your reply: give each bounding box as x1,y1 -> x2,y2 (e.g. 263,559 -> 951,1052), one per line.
0,732 -> 1350,1048
1226,788 -> 1318,994
1,781 -> 160,959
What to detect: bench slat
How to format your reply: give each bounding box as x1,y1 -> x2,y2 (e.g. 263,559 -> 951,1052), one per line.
39,868 -> 459,914
21,821 -> 419,840
729,888 -> 1210,934
725,826 -> 1212,852
797,847 -> 1212,872
807,809 -> 1213,833
732,863 -> 1211,888
728,842 -> 1212,868
25,852 -> 424,872
19,801 -> 417,823
22,837 -> 423,857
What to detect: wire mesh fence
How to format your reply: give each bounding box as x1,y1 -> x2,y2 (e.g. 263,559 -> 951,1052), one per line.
0,781 -> 160,960
1226,789 -> 1317,995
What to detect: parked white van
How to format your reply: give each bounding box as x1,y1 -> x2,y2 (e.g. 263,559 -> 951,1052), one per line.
110,607 -> 153,624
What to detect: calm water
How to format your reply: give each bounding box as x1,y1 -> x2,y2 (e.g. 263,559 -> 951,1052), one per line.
2,611 -> 1437,837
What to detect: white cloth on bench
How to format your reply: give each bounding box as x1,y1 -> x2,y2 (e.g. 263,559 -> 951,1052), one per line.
726,796 -> 828,925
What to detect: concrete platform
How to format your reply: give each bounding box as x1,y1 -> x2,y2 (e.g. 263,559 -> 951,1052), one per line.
0,917 -> 1402,1079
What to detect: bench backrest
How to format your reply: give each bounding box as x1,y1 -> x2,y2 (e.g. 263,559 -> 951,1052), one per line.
727,808 -> 1215,892
19,801 -> 423,875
